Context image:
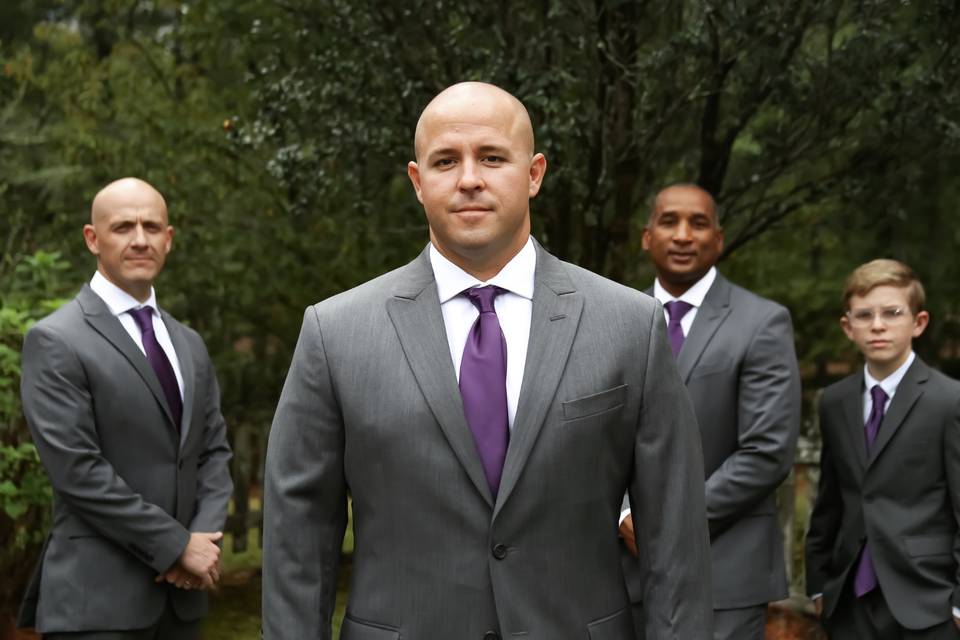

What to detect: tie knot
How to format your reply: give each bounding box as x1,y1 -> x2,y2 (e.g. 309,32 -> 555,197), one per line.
128,307 -> 156,333
664,300 -> 694,325
463,285 -> 504,314
870,384 -> 888,407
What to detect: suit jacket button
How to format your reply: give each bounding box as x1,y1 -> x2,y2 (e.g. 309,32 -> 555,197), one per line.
483,632 -> 501,640
178,460 -> 184,470
492,543 -> 507,560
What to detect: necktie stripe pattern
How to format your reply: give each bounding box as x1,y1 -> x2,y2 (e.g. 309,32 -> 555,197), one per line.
459,286 -> 509,498
853,383 -> 888,597
128,307 -> 183,431
664,300 -> 694,357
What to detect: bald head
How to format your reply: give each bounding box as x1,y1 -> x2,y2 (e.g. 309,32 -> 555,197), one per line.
91,177 -> 168,225
83,177 -> 174,302
406,81 -> 547,281
413,82 -> 535,160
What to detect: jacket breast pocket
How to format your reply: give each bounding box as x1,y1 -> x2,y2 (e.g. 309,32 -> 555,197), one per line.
562,384 -> 628,421
688,359 -> 730,380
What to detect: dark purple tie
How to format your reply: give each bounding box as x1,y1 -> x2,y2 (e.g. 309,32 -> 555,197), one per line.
853,384 -> 888,597
664,300 -> 694,357
129,307 -> 183,431
459,286 -> 509,497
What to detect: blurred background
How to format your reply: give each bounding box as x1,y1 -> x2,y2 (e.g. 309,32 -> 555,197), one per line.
2,1 -> 960,637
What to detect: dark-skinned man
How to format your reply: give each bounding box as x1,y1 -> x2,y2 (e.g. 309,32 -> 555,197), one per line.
620,184 -> 800,640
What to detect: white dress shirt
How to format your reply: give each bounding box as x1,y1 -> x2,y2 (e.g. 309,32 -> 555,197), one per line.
89,271 -> 185,397
652,266 -> 717,335
429,237 -> 535,430
862,351 -> 915,420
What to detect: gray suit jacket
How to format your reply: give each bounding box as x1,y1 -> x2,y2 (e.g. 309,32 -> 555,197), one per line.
805,358 -> 960,629
17,284 -> 233,633
262,242 -> 712,640
624,274 -> 800,610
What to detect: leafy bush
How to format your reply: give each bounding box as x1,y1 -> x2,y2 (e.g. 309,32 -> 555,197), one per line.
0,250 -> 70,620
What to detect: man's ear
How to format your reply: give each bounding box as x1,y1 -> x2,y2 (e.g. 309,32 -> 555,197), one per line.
840,314 -> 854,341
912,310 -> 930,338
163,226 -> 174,255
83,224 -> 99,256
528,153 -> 547,198
407,161 -> 424,204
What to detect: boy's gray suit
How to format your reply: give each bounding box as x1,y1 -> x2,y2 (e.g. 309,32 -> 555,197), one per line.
262,243 -> 713,640
624,274 -> 801,627
17,284 -> 233,634
806,357 -> 960,630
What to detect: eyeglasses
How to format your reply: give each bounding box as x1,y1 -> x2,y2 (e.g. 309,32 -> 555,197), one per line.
846,306 -> 911,327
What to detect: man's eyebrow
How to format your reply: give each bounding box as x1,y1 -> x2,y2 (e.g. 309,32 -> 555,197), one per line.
477,144 -> 511,155
425,146 -> 460,161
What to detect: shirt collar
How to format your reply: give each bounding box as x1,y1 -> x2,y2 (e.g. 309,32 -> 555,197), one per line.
430,236 -> 536,304
653,266 -> 718,308
90,271 -> 159,317
864,350 -> 916,398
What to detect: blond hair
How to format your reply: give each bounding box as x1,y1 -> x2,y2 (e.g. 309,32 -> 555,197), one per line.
843,259 -> 925,314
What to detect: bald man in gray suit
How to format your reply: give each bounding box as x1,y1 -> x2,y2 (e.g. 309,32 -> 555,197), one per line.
18,178 -> 233,639
262,83 -> 712,639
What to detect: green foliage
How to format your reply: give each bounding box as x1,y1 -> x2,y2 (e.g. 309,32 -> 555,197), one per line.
241,0 -> 960,371
0,247 -> 71,617
0,443 -> 50,522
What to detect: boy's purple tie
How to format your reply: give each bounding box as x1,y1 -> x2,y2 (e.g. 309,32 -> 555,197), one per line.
664,300 -> 694,357
459,286 -> 509,497
853,383 -> 888,597
129,307 -> 183,430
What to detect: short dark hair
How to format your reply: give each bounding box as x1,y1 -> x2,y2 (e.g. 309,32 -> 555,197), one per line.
645,183 -> 721,229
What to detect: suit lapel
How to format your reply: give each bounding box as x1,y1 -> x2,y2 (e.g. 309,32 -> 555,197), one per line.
676,274 -> 733,382
162,312 -> 195,448
494,246 -> 582,518
838,373 -> 868,473
386,247 -> 494,507
867,358 -> 928,469
78,285 -> 178,430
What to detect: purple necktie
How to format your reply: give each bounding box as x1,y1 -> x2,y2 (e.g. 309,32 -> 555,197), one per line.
853,384 -> 888,597
129,307 -> 183,431
459,286 -> 509,497
664,300 -> 694,357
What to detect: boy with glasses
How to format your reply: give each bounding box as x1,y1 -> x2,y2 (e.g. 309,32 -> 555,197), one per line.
805,259 -> 960,638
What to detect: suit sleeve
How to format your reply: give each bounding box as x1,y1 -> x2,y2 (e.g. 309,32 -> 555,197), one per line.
20,323 -> 190,574
631,302 -> 712,638
946,393 -> 960,610
704,305 -> 801,536
262,307 -> 348,640
804,396 -> 841,597
187,340 -> 233,533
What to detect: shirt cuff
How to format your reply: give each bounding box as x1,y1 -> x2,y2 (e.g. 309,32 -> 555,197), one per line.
811,593 -> 823,601
953,606 -> 960,619
619,509 -> 631,526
